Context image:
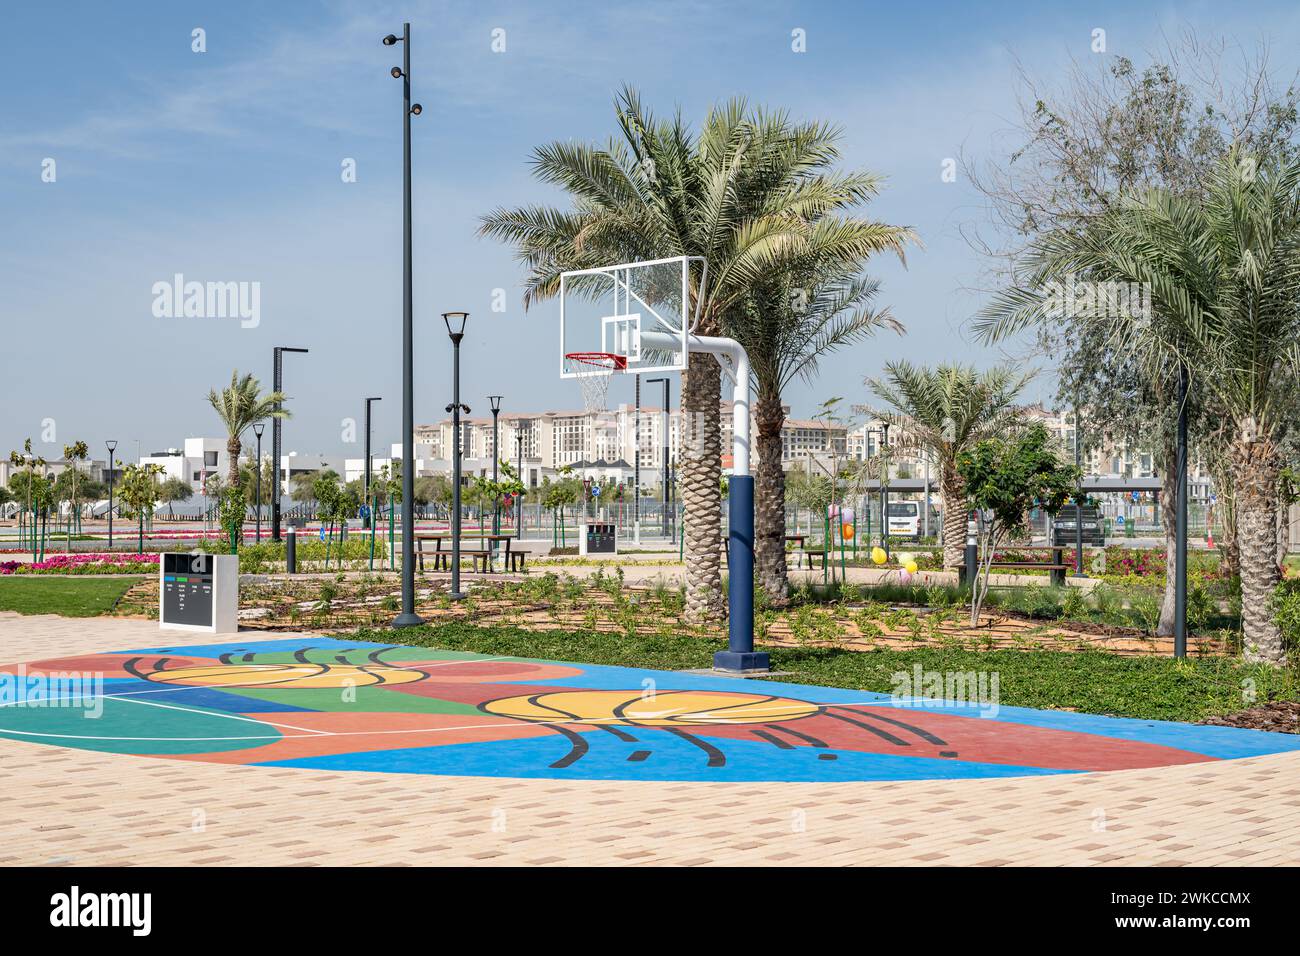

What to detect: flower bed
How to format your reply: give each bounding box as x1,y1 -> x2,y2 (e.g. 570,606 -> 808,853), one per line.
0,553 -> 159,575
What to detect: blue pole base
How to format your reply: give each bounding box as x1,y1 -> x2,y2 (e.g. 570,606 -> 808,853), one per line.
713,649 -> 770,673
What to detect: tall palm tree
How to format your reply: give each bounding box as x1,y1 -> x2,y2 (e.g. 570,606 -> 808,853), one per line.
863,362 -> 1032,569
480,87 -> 910,621
977,151 -> 1300,664
732,269 -> 905,601
207,372 -> 289,487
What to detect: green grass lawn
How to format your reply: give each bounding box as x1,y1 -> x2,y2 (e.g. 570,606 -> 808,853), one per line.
0,576 -> 143,617
351,620 -> 1300,724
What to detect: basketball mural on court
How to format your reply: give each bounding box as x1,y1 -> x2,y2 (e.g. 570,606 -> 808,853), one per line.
1,637 -> 1297,781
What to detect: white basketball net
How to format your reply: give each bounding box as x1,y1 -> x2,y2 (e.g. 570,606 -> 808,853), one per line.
564,353 -> 623,413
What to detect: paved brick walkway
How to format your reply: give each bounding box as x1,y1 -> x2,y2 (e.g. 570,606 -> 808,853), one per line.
1,612 -> 1297,866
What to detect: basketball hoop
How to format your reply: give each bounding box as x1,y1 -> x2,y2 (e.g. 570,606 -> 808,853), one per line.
564,351 -> 626,413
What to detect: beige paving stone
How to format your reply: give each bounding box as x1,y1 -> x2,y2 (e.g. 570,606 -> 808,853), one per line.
1,611 -> 1298,866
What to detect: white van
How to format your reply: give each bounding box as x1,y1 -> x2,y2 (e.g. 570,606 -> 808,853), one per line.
887,501 -> 920,539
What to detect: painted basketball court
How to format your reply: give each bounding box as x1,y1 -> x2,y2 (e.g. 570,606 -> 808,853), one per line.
2,635 -> 1296,782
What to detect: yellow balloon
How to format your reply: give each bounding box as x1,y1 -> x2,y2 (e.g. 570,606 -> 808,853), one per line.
905,560 -> 919,574
841,523 -> 854,540
871,546 -> 887,565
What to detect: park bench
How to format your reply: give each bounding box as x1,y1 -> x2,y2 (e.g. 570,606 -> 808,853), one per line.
722,535 -> 827,570
416,533 -> 525,574
956,546 -> 1069,587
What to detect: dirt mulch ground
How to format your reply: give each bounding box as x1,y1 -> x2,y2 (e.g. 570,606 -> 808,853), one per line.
1201,701 -> 1300,734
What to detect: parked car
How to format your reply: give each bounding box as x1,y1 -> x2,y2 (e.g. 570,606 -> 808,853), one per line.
1052,504 -> 1104,546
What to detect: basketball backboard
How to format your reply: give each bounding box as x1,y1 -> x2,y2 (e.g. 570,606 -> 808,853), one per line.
559,255 -> 705,379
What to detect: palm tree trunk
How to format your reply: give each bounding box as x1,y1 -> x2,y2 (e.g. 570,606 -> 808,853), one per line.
1157,438 -> 1178,636
227,437 -> 242,487
753,385 -> 789,606
939,463 -> 965,569
1233,435 -> 1284,664
681,351 -> 725,622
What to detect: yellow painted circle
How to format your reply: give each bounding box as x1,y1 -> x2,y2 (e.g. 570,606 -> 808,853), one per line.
142,663 -> 424,689
481,690 -> 819,727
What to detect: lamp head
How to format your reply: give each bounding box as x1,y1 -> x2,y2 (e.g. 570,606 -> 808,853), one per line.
410,103 -> 422,115
252,422 -> 265,438
489,395 -> 502,413
382,34 -> 399,46
391,66 -> 403,79
442,311 -> 469,338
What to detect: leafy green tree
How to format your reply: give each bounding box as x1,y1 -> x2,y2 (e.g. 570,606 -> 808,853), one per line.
480,88 -> 911,622
118,463 -> 165,554
966,43 -> 1300,634
863,362 -> 1031,569
981,151 -> 1300,664
158,477 -> 194,516
207,371 -> 289,486
957,422 -> 1079,625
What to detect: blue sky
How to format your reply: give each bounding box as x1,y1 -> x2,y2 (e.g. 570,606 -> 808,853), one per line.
4,0 -> 1300,460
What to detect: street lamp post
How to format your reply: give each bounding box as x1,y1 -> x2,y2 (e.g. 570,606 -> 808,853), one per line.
105,440 -> 117,549
384,23 -> 424,627
878,422 -> 891,560
646,377 -> 671,537
364,397 -> 382,528
1074,407 -> 1085,578
270,346 -> 308,542
252,423 -> 264,543
515,433 -> 524,540
489,396 -> 502,538
444,312 -> 470,600
1174,366 -> 1189,658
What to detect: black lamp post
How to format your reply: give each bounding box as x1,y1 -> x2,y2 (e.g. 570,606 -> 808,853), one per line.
877,422 -> 891,559
1174,367 -> 1189,657
105,440 -> 117,549
1073,407 -> 1085,578
646,377 -> 671,537
384,23 -> 424,627
444,311 -> 470,600
489,396 -> 502,537
252,423 -> 264,542
364,397 -> 382,528
515,432 -> 524,540
271,345 -> 308,542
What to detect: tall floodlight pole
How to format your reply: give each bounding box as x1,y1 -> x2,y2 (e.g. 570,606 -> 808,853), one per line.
489,396 -> 502,536
105,440 -> 117,549
384,24 -> 424,626
1174,366 -> 1189,658
1074,406 -> 1085,577
444,312 -> 470,600
364,397 -> 382,526
646,377 -> 670,536
252,423 -> 264,542
270,346 -> 308,542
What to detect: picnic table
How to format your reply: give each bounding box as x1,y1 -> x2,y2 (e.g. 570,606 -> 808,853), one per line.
723,534 -> 825,569
415,533 -> 525,574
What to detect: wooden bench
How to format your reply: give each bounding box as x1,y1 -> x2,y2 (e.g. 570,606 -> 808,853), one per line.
417,534 -> 525,574
721,536 -> 827,570
957,547 -> 1069,587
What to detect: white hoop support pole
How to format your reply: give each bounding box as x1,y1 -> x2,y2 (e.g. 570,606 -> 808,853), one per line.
641,329 -> 763,672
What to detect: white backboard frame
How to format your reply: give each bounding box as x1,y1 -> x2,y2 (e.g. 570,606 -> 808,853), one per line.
559,255 -> 706,379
